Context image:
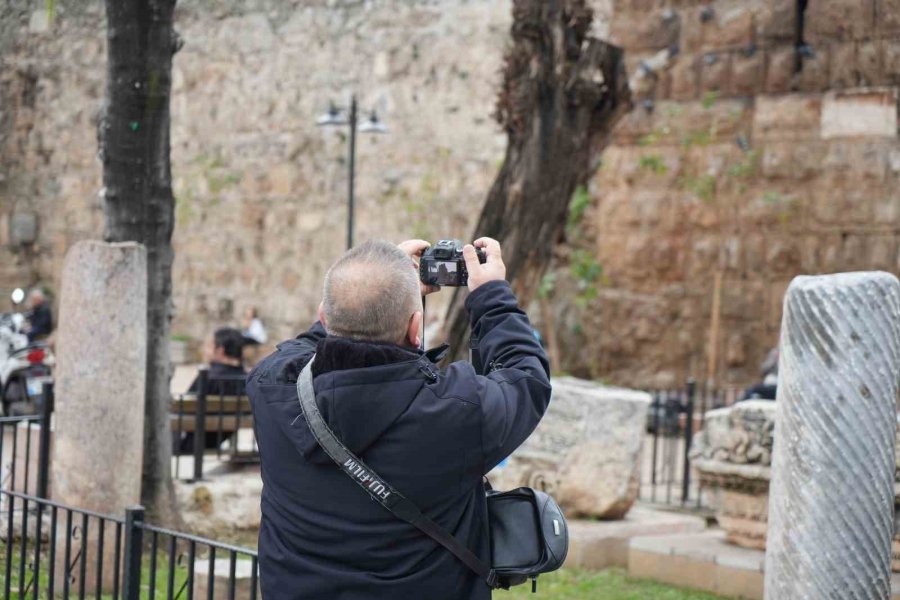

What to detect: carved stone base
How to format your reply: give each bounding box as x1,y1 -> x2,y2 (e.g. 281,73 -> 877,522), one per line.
718,489 -> 769,550
695,460 -> 771,551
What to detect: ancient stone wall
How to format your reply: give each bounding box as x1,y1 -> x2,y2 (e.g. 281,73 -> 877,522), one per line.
551,0 -> 900,386
0,0 -> 520,343
2,0 -> 899,387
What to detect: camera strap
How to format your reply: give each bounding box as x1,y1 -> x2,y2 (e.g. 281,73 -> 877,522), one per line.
295,357 -> 500,589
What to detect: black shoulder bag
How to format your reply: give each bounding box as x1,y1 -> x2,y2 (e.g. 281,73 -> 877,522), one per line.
296,358 -> 568,591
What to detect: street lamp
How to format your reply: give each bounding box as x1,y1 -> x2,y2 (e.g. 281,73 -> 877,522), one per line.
316,96 -> 387,249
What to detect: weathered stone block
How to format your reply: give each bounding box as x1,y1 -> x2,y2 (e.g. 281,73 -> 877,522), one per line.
877,0 -> 900,35
869,236 -> 898,270
53,241 -> 147,592
829,42 -> 859,89
858,41 -> 883,86
756,0 -> 796,41
489,377 -> 650,519
752,95 -> 821,141
679,7 -> 705,53
874,193 -> 900,225
741,188 -> 804,250
822,140 -> 890,180
883,41 -> 900,86
810,176 -> 877,225
821,88 -> 899,139
609,10 -> 680,52
805,0 -> 876,42
730,50 -> 763,96
704,6 -> 755,50
699,53 -> 731,93
764,48 -> 795,93
795,49 -> 830,92
760,142 -> 824,180
670,57 -> 699,100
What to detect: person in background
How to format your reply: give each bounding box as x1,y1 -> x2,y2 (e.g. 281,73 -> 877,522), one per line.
241,306 -> 268,345
189,327 -> 246,393
177,327 -> 247,454
741,346 -> 779,401
26,289 -> 53,342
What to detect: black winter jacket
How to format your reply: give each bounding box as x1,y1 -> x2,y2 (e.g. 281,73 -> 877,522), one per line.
247,281 -> 552,600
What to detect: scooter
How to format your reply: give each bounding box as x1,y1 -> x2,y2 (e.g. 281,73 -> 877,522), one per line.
0,288 -> 54,415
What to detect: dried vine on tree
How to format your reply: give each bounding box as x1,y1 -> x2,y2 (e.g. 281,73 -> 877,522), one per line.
99,0 -> 181,522
441,0 -> 631,361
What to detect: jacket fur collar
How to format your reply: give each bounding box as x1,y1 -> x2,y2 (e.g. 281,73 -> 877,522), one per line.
311,336 -> 420,378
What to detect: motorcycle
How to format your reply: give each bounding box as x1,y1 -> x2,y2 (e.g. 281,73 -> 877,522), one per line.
0,288 -> 54,415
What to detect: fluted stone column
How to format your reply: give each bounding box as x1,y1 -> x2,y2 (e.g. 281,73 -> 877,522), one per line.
764,272 -> 900,599
52,241 -> 147,592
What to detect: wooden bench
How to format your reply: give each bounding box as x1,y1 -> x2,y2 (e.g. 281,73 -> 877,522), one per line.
170,395 -> 254,434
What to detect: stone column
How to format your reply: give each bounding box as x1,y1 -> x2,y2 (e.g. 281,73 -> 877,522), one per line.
52,241 -> 147,592
764,272 -> 900,599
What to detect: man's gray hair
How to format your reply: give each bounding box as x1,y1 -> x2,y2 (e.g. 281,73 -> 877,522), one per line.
322,240 -> 421,343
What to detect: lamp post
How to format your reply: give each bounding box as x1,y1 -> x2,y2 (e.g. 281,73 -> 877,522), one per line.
317,95 -> 387,249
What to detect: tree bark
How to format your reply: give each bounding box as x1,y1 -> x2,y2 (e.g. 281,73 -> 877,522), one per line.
441,0 -> 631,361
99,0 -> 180,524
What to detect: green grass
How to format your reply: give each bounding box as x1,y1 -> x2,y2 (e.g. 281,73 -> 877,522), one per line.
498,569 -> 727,600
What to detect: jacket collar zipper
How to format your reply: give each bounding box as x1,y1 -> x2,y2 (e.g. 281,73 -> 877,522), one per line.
418,363 -> 438,382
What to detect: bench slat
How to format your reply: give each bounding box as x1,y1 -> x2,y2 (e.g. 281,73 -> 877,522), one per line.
170,395 -> 252,415
169,414 -> 254,433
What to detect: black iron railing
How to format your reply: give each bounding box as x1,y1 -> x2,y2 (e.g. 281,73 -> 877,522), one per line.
640,380 -> 745,511
0,489 -> 259,599
0,382 -> 260,599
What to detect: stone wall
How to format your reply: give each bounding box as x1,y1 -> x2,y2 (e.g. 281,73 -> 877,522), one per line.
0,0 -> 521,343
550,0 -> 900,386
2,0 -> 899,387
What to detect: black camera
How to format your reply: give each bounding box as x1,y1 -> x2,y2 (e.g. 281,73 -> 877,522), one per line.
419,240 -> 486,287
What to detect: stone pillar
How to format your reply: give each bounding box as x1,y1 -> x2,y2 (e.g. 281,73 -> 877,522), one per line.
764,272 -> 900,599
51,241 -> 147,592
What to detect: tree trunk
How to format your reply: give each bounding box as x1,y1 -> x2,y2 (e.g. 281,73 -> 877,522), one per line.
441,0 -> 631,360
99,0 -> 180,524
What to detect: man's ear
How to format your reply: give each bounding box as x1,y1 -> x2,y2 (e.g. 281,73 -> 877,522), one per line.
407,310 -> 423,348
317,301 -> 327,328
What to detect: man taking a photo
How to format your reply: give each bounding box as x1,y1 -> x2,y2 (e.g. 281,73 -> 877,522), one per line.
247,237 -> 551,599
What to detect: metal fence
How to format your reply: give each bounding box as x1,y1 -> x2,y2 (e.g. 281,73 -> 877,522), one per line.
0,383 -> 53,504
171,370 -> 257,481
639,380 -> 745,511
0,383 -> 260,599
0,490 -> 259,599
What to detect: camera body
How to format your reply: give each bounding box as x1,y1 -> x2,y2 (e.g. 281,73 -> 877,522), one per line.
419,240 -> 486,287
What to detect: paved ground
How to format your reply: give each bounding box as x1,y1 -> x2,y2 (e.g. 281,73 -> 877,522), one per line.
629,529 -> 900,600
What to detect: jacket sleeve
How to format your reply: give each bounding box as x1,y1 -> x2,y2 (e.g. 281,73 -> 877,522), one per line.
464,281 -> 552,472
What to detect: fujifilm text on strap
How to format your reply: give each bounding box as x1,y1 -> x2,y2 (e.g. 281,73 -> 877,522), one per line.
343,457 -> 391,501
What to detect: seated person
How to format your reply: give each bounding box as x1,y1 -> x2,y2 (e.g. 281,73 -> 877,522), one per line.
26,289 -> 53,343
176,328 -> 246,454
188,327 -> 246,394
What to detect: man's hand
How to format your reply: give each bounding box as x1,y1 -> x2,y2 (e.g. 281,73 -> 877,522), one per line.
398,239 -> 440,296
463,237 -> 506,292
